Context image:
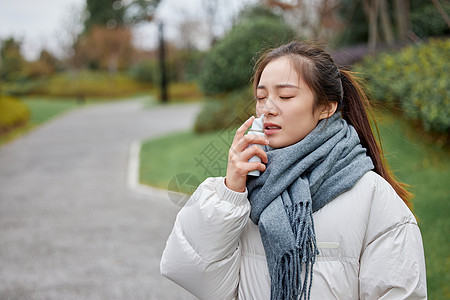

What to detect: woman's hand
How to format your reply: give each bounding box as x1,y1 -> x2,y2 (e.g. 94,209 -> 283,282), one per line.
225,116 -> 269,193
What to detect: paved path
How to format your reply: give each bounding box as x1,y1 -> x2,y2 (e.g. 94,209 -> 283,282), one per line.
0,100 -> 200,299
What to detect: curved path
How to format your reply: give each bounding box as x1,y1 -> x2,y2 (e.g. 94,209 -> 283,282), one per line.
0,100 -> 200,299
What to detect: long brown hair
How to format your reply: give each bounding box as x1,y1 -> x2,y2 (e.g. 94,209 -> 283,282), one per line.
252,41 -> 413,209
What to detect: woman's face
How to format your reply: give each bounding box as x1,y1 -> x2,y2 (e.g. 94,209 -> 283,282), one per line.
255,56 -> 329,148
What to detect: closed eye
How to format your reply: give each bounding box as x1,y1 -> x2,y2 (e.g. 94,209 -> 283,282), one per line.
255,96 -> 267,101
279,96 -> 294,100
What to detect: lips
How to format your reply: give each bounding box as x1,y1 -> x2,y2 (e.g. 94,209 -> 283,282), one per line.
264,123 -> 281,135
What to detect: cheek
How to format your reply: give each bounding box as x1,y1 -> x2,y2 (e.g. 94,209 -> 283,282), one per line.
287,109 -> 317,133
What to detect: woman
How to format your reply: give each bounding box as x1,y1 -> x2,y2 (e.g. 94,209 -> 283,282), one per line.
160,41 -> 427,299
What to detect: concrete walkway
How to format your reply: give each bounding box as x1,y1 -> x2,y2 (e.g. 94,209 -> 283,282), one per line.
0,100 -> 200,299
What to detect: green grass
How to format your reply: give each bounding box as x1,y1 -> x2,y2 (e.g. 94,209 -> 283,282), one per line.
140,129 -> 234,193
140,108 -> 449,298
373,109 -> 449,299
23,97 -> 80,124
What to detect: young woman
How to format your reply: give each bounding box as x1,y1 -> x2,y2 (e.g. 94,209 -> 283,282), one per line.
160,41 -> 427,299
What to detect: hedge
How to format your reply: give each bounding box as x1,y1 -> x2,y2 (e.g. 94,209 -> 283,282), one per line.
0,95 -> 30,133
355,38 -> 450,133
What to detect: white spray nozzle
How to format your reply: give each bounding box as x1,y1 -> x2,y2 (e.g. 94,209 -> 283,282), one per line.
250,114 -> 265,132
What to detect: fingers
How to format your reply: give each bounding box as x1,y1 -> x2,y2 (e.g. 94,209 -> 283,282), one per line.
229,140 -> 268,166
225,116 -> 269,192
233,116 -> 269,149
246,160 -> 266,173
241,144 -> 268,164
227,145 -> 267,175
235,134 -> 268,153
225,159 -> 266,192
234,116 -> 255,142
230,161 -> 266,176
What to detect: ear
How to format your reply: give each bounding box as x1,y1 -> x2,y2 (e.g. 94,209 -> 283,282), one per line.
318,101 -> 338,120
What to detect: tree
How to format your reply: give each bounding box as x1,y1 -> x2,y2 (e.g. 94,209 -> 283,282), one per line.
199,13 -> 297,94
361,0 -> 381,51
337,0 -> 411,50
74,26 -> 135,72
259,0 -> 343,42
24,50 -> 60,79
0,37 -> 25,82
84,0 -> 126,31
380,0 -> 395,45
394,0 -> 410,42
74,0 -> 162,72
84,0 -> 161,32
54,3 -> 85,61
203,0 -> 220,47
176,17 -> 205,51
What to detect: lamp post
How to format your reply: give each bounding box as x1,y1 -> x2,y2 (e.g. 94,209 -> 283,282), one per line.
158,21 -> 168,103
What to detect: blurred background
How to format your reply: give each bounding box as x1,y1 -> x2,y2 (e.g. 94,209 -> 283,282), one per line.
0,0 -> 449,299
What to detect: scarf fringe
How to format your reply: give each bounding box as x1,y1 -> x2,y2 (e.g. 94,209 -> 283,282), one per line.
271,202 -> 318,300
270,238 -> 318,300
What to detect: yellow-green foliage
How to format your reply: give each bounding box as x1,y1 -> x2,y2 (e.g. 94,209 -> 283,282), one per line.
356,38 -> 450,133
35,71 -> 151,98
0,95 -> 30,132
168,82 -> 203,101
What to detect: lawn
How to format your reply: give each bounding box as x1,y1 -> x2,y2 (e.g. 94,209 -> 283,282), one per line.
140,128 -> 234,193
23,97 -> 80,124
140,108 -> 449,299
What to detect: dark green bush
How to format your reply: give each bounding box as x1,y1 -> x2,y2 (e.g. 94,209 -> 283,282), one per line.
411,3 -> 450,38
199,16 -> 297,95
129,59 -> 158,84
2,79 -> 45,96
356,38 -> 450,133
0,95 -> 30,132
194,88 -> 256,133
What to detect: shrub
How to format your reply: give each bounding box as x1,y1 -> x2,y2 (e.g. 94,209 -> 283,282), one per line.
168,82 -> 203,102
199,16 -> 297,95
2,79 -> 45,96
129,59 -> 159,84
356,38 -> 450,133
411,3 -> 450,38
194,88 -> 255,133
0,95 -> 30,133
35,71 -> 150,97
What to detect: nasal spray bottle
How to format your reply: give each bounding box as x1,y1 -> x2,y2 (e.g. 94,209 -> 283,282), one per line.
247,114 -> 265,176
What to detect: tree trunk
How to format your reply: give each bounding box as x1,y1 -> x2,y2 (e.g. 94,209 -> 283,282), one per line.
379,0 -> 395,45
362,0 -> 380,52
394,0 -> 409,42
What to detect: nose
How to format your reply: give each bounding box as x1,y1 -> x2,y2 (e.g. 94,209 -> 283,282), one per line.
260,97 -> 279,116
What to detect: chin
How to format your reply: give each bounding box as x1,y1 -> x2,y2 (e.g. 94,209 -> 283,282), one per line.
268,138 -> 299,149
268,141 -> 286,149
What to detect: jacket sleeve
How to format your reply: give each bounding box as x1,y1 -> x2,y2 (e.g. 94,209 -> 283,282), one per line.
160,177 -> 250,300
359,176 -> 427,299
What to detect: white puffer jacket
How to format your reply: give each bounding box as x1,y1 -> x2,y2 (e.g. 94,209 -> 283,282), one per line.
160,171 -> 427,299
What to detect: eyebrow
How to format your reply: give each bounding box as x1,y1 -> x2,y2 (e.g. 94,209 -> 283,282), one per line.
256,83 -> 300,90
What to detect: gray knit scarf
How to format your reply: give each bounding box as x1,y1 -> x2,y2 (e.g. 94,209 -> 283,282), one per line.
246,112 -> 374,300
